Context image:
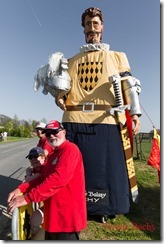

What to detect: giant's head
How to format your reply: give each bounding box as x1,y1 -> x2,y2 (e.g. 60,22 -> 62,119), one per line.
81,7 -> 104,44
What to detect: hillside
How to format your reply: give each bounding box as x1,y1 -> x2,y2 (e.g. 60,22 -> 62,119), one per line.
0,114 -> 12,126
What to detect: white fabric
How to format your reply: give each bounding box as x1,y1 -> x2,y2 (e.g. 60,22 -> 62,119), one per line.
80,43 -> 110,53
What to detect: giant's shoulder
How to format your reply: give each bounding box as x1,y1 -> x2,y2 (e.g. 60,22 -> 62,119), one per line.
109,50 -> 128,60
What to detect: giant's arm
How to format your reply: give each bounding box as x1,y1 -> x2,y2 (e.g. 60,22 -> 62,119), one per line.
120,72 -> 142,117
120,72 -> 142,134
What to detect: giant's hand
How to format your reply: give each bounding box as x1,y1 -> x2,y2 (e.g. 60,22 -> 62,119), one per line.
7,195 -> 28,214
55,98 -> 67,111
131,115 -> 141,135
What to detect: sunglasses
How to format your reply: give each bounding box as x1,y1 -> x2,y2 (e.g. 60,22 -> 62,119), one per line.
45,129 -> 62,138
35,128 -> 43,131
28,155 -> 39,160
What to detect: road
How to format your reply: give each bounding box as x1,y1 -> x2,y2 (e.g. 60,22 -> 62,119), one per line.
0,138 -> 38,179
0,138 -> 38,240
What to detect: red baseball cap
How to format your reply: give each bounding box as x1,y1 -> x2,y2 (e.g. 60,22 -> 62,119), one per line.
42,120 -> 64,133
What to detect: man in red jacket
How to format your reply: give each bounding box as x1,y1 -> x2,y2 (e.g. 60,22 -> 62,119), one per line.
35,122 -> 54,157
7,120 -> 87,240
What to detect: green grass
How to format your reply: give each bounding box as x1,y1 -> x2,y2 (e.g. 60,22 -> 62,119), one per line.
1,136 -> 35,142
80,140 -> 160,240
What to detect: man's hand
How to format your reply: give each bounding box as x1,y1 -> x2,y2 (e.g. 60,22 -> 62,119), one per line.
55,98 -> 67,111
7,188 -> 21,203
131,115 -> 141,135
7,195 -> 28,214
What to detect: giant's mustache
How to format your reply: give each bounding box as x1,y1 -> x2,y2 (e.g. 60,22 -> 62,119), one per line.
85,31 -> 102,37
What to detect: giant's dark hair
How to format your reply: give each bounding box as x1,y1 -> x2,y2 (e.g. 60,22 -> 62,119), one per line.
81,7 -> 104,27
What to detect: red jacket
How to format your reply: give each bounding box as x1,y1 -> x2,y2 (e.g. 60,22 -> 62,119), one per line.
19,140 -> 87,232
37,136 -> 54,156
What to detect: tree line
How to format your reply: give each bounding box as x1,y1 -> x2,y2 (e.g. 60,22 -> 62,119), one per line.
0,114 -> 47,138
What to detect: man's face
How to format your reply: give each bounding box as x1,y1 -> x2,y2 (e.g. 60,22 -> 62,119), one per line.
35,128 -> 45,139
28,155 -> 45,168
45,129 -> 66,148
83,15 -> 103,44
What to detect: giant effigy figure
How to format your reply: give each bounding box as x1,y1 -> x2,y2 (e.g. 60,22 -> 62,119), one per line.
34,7 -> 142,222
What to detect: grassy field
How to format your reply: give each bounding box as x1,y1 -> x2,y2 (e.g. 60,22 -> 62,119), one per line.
80,140 -> 160,240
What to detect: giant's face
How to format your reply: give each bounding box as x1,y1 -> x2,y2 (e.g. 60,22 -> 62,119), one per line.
83,15 -> 103,44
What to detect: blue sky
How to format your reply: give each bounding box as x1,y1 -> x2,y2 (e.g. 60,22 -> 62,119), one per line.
0,0 -> 160,132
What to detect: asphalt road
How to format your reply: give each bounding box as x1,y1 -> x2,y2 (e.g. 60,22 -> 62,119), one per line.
0,138 -> 38,178
0,138 -> 38,240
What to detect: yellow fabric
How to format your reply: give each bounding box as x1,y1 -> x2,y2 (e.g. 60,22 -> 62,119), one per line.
154,128 -> 160,148
18,204 -> 33,240
62,50 -> 130,124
